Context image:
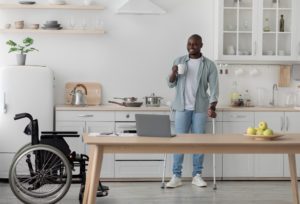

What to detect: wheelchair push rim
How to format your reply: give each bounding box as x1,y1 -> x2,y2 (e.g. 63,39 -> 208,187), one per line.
9,144 -> 72,204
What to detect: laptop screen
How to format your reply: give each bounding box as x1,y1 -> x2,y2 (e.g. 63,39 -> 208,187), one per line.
135,114 -> 175,137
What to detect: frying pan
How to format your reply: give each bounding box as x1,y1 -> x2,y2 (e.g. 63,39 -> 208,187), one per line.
114,97 -> 137,102
108,100 -> 143,107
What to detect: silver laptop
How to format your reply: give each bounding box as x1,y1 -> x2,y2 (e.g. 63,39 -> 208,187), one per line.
135,114 -> 175,137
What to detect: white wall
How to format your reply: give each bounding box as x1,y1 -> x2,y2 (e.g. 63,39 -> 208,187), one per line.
0,0 -> 299,107
0,0 -> 215,105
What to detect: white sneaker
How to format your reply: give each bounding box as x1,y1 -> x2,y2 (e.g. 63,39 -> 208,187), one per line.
192,174 -> 207,187
166,175 -> 182,188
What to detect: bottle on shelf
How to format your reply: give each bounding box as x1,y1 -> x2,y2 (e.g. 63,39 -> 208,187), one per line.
230,81 -> 240,106
243,90 -> 252,107
263,18 -> 271,32
279,14 -> 284,32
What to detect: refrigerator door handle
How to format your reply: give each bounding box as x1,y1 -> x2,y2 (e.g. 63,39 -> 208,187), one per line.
3,92 -> 7,114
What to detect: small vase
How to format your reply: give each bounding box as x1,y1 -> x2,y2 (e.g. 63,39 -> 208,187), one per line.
16,54 -> 26,66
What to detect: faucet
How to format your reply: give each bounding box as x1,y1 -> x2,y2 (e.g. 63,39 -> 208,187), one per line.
269,83 -> 278,106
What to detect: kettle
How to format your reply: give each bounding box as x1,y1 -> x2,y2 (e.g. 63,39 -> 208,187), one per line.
70,84 -> 88,106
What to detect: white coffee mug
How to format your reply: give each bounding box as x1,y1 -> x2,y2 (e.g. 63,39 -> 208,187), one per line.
177,64 -> 186,75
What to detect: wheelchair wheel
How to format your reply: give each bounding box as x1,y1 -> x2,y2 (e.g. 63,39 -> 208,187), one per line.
13,143 -> 31,159
9,144 -> 72,204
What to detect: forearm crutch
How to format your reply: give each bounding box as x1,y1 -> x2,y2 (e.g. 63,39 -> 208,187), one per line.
161,153 -> 167,188
212,118 -> 217,190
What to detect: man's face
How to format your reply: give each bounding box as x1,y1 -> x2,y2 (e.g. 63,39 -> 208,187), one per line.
187,37 -> 203,56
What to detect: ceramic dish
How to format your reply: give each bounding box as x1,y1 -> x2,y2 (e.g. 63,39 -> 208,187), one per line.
42,27 -> 63,30
19,1 -> 36,4
43,24 -> 61,28
244,133 -> 284,141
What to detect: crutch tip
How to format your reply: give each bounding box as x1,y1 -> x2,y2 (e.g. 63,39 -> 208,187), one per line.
213,186 -> 217,190
161,183 -> 165,189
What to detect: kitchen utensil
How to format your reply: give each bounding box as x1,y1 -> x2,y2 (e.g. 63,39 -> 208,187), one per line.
65,82 -> 102,105
113,97 -> 137,102
108,100 -> 143,107
278,65 -> 291,87
70,84 -> 88,106
144,93 -> 163,107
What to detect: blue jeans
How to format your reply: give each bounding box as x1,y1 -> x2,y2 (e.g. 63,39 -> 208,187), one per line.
172,110 -> 207,177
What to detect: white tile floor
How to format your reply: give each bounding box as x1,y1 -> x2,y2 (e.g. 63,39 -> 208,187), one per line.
0,181 -> 294,204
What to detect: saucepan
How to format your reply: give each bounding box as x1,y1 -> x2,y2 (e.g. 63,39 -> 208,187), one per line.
108,100 -> 143,107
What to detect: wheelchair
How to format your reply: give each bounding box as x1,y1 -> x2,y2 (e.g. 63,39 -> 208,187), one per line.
9,113 -> 109,204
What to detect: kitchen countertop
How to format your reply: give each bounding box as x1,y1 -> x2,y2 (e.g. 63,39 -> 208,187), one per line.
55,104 -> 300,112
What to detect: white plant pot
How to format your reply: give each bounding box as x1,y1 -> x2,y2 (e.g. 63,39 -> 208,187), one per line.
16,54 -> 26,66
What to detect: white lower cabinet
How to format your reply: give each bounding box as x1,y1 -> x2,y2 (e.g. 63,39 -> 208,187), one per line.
222,111 -> 254,178
55,111 -> 115,178
55,109 -> 300,180
282,112 -> 300,177
0,153 -> 14,178
254,112 -> 284,177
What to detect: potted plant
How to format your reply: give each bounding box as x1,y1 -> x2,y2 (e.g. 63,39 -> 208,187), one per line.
6,37 -> 38,66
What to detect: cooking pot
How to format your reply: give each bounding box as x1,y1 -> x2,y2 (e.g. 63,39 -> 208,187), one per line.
108,100 -> 143,107
114,97 -> 137,103
144,93 -> 163,107
70,84 -> 88,106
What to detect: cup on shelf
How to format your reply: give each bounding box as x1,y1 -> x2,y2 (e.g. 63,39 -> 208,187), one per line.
14,21 -> 24,29
4,23 -> 11,29
30,24 -> 39,29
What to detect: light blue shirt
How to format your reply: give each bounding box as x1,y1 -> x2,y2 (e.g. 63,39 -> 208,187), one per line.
168,55 -> 219,113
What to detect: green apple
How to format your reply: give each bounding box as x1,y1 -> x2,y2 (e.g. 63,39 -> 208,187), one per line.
263,128 -> 273,136
256,129 -> 264,135
246,127 -> 256,135
258,121 -> 268,131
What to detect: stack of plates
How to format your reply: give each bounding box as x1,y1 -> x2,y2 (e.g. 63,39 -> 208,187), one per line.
19,1 -> 36,4
42,21 -> 62,30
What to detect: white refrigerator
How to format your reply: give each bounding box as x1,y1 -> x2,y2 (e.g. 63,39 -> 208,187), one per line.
0,66 -> 54,178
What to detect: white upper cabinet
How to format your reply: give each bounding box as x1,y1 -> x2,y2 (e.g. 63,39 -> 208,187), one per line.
214,0 -> 296,62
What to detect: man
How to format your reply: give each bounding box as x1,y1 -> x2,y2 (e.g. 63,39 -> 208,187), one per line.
166,34 -> 219,188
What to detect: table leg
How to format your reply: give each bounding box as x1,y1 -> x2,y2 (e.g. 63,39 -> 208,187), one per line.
288,153 -> 299,204
83,145 -> 104,204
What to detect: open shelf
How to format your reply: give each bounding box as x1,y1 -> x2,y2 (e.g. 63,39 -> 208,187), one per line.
0,3 -> 105,10
0,28 -> 105,34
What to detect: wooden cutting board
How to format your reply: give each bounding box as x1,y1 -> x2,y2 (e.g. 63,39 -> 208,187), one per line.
278,65 -> 291,87
65,82 -> 102,105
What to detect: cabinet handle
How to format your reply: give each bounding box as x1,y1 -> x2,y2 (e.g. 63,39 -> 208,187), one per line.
233,115 -> 246,119
285,116 -> 289,132
280,116 -> 284,131
78,114 -> 93,118
126,114 -> 130,118
254,41 -> 257,55
3,92 -> 7,114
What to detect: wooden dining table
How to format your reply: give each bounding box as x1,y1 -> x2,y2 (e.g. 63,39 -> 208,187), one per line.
82,133 -> 300,204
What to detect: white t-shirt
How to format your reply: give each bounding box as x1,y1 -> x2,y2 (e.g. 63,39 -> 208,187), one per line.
184,57 -> 203,110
